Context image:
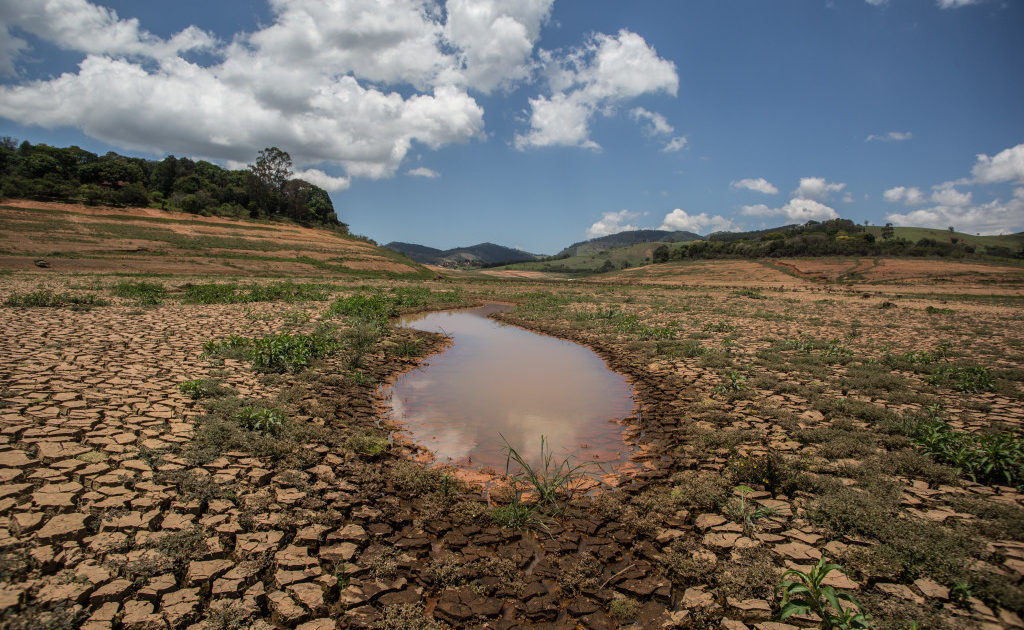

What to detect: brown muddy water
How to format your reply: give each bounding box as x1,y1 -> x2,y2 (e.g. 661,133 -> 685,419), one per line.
386,304 -> 636,473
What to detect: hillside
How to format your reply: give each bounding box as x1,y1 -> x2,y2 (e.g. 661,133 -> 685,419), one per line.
384,241 -> 538,267
0,141 -> 340,227
557,229 -> 701,257
864,225 -> 1024,254
0,199 -> 427,277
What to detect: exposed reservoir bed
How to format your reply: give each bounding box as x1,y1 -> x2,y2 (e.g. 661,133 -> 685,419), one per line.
386,304 -> 636,473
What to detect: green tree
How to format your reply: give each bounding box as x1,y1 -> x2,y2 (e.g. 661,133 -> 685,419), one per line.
881,223 -> 895,240
250,147 -> 292,192
653,244 -> 670,263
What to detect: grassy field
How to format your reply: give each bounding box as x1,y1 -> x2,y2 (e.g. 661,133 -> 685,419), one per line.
0,204 -> 1022,629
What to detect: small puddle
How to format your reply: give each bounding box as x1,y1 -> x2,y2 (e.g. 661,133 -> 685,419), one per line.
386,304 -> 636,474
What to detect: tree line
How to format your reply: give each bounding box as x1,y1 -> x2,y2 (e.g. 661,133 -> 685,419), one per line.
651,219 -> 1022,262
0,139 -> 344,230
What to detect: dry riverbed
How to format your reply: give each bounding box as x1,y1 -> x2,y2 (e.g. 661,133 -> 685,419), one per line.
0,270 -> 1022,629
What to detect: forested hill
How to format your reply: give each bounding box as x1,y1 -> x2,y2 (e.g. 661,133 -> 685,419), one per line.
557,229 -> 702,258
384,241 -> 539,266
0,140 -> 342,229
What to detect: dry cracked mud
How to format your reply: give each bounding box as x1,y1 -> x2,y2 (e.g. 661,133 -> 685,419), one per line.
0,268 -> 1022,630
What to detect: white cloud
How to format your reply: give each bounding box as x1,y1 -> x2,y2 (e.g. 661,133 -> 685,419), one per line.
866,131 -> 912,142
515,29 -> 678,150
407,166 -> 440,178
731,177 -> 778,195
741,198 -> 839,222
793,177 -> 846,201
0,0 -> 503,183
659,209 -> 736,234
937,0 -> 983,7
930,181 -> 972,207
0,26 -> 28,77
443,0 -> 554,93
881,142 -> 1024,235
662,136 -> 688,153
585,209 -> 643,238
883,186 -> 926,205
0,0 -> 216,68
293,168 -> 350,192
971,143 -> 1024,184
630,107 -> 673,136
886,194 -> 1023,235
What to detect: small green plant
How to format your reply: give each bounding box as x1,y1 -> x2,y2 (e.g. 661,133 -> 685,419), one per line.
248,329 -> 337,373
704,321 -> 737,333
501,435 -> 594,516
347,431 -> 389,458
182,281 -> 330,304
776,558 -> 872,629
925,305 -> 955,315
203,334 -> 252,359
490,501 -> 534,529
112,280 -> 166,305
949,580 -> 974,609
235,406 -> 285,435
927,364 -> 994,394
734,288 -> 766,299
912,421 -> 1022,489
726,485 -> 778,536
715,369 -> 747,394
608,597 -> 640,622
178,378 -> 232,400
4,290 -> 108,309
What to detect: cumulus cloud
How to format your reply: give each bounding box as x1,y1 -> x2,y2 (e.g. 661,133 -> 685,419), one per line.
793,177 -> 846,201
971,143 -> 1024,184
294,168 -> 350,192
930,182 -> 972,207
407,166 -> 440,178
866,131 -> 912,142
883,186 -> 926,205
741,198 -> 839,222
585,210 -> 643,238
0,0 -> 217,68
882,142 -> 1024,235
443,0 -> 554,93
631,107 -> 673,136
937,0 -> 983,7
515,29 -> 678,150
662,136 -> 688,153
0,0 -> 569,183
886,194 -> 1023,234
659,209 -> 736,234
731,177 -> 778,195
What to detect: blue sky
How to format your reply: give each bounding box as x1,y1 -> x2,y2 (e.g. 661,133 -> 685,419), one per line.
1,0 -> 1022,253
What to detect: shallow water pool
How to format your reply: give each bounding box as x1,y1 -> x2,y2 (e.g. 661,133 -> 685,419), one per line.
387,304 -> 635,472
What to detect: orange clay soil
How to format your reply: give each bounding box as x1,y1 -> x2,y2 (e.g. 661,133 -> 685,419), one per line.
0,199 -> 422,276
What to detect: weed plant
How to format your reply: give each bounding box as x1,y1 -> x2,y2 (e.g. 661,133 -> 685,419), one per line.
913,421 -> 1023,488
4,289 -> 108,309
776,558 -> 872,629
205,326 -> 338,373
501,435 -> 594,517
235,406 -> 285,435
927,364 -> 995,394
346,431 -> 389,458
112,280 -> 166,305
178,378 -> 233,400
182,281 -> 330,304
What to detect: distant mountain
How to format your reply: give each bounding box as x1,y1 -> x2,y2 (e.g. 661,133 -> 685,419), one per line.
384,241 -> 540,267
557,229 -> 702,258
707,224 -> 799,242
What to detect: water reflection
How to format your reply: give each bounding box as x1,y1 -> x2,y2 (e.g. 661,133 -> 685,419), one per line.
388,304 -> 635,471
